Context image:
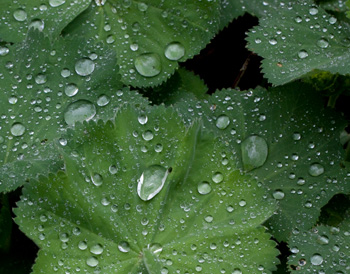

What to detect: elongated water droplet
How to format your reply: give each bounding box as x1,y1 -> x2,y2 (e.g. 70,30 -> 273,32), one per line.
118,241 -> 130,253
75,58 -> 95,76
64,100 -> 96,126
137,165 -> 169,201
310,254 -> 323,265
241,135 -> 268,171
197,181 -> 212,195
308,163 -> 324,177
49,0 -> 66,7
216,115 -> 230,129
92,173 -> 103,187
164,42 -> 185,61
134,53 -> 161,77
273,190 -> 285,200
11,123 -> 25,137
13,9 -> 27,21
97,95 -> 110,106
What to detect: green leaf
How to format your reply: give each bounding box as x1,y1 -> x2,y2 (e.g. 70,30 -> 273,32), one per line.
288,210 -> 350,273
0,30 -> 147,193
0,0 -> 91,42
247,0 -> 350,85
347,0 -> 350,18
15,106 -> 278,273
174,82 -> 350,241
63,1 -> 221,87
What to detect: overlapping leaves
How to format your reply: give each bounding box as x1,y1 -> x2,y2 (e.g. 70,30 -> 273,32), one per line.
175,82 -> 350,241
14,106 -> 278,273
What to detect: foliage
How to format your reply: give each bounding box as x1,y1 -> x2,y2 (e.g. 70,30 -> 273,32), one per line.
0,0 -> 350,273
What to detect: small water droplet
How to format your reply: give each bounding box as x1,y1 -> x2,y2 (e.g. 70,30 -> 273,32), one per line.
142,130 -> 154,141
310,254 -> 323,265
75,58 -> 95,76
298,50 -> 309,59
317,235 -> 329,245
197,181 -> 212,195
239,200 -> 247,207
86,256 -> 98,267
273,190 -> 285,200
130,43 -> 139,51
329,17 -> 337,24
59,233 -> 69,242
118,241 -> 130,253
10,123 -> 25,137
97,95 -> 110,106
164,42 -> 185,61
212,172 -> 223,183
269,39 -> 277,45
65,84 -> 79,97
134,53 -> 161,77
293,132 -> 301,141
155,143 -> 163,153
13,9 -> 27,21
308,163 -> 324,177
91,173 -> 103,187
204,215 -> 213,223
215,115 -> 230,129
138,2 -> 148,11
49,0 -> 66,7
137,165 -> 169,201
90,244 -> 104,255
241,135 -> 268,171
317,38 -> 329,48
309,7 -> 318,15
295,16 -> 302,23
232,269 -> 242,274
64,100 -> 96,126
109,165 -> 118,174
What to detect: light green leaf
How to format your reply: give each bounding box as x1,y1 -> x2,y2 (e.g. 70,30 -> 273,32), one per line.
63,1 -> 221,87
15,106 -> 278,273
0,30 -> 146,193
347,0 -> 350,18
0,0 -> 91,42
288,211 -> 350,273
174,82 -> 350,241
247,0 -> 350,85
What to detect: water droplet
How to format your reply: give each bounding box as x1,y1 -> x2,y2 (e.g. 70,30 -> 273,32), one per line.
309,7 -> 318,15
293,132 -> 301,140
317,235 -> 329,245
164,42 -> 185,61
197,181 -> 212,195
118,241 -> 130,253
59,233 -> 69,242
241,135 -> 268,171
232,269 -> 242,274
308,163 -> 324,177
295,16 -> 302,23
273,190 -> 285,200
155,143 -> 163,153
212,172 -> 223,183
298,50 -> 309,59
13,9 -> 27,21
137,165 -> 169,201
138,115 -> 148,125
329,17 -> 337,24
75,58 -> 95,76
134,53 -> 161,77
91,173 -> 103,187
95,0 -> 106,6
269,39 -> 277,45
10,123 -> 25,137
65,84 -> 79,97
142,130 -> 154,141
97,95 -> 110,106
148,243 -> 162,255
310,254 -> 323,265
29,19 -> 45,31
64,100 -> 96,126
204,215 -> 213,223
8,96 -> 18,104
90,244 -> 104,255
239,200 -> 247,207
0,46 -> 9,56
86,256 -> 99,267
49,0 -> 66,7
61,68 -> 71,78
109,165 -> 118,174
215,115 -> 230,129
297,178 -> 306,186
317,38 -> 329,49
130,43 -> 139,51
78,241 -> 87,250
138,2 -> 148,11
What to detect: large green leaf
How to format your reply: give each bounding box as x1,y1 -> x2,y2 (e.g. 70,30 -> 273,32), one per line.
247,0 -> 350,85
63,1 -> 221,87
288,210 -> 350,273
174,82 -> 350,241
347,0 -> 350,17
0,0 -> 91,42
0,30 -> 147,193
15,106 -> 278,273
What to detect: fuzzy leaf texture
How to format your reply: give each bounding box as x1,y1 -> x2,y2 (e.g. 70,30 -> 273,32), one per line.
14,106 -> 279,274
174,82 -> 350,241
0,30 -> 147,193
247,0 -> 350,85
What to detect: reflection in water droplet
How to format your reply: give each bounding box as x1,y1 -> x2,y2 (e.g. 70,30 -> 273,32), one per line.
13,9 -> 27,21
0,46 -> 9,56
75,58 -> 95,76
65,84 -> 79,97
137,165 -> 169,201
241,135 -> 268,171
92,173 -> 103,187
118,241 -> 130,253
138,115 -> 148,125
309,7 -> 318,15
97,95 -> 110,106
148,243 -> 162,255
134,53 -> 161,77
78,241 -> 87,250
164,42 -> 185,61
86,256 -> 99,267
64,100 -> 96,126
49,0 -> 66,7
293,132 -> 301,141
155,143 -> 163,153
8,96 -> 18,104
310,254 -> 323,265
142,130 -> 154,141
298,50 -> 309,59
308,163 -> 324,177
317,38 -> 329,49
273,190 -> 285,200
29,19 -> 45,31
212,172 -> 223,183
216,115 -> 230,129
269,39 -> 277,45
197,181 -> 212,195
90,244 -> 104,255
239,200 -> 246,207
11,123 -> 26,137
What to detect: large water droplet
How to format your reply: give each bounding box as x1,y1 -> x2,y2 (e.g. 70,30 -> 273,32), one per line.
64,100 -> 96,126
308,163 -> 324,177
197,181 -> 212,195
75,58 -> 95,76
90,244 -> 104,255
216,115 -> 230,130
138,115 -> 148,125
49,0 -> 66,7
317,38 -> 329,49
212,172 -> 223,183
13,9 -> 27,21
310,254 -> 323,265
65,84 -> 79,97
241,135 -> 268,171
273,190 -> 285,200
148,243 -> 163,255
309,7 -> 318,15
0,46 -> 9,56
29,19 -> 45,31
164,42 -> 185,61
86,256 -> 99,267
137,165 -> 169,201
118,241 -> 130,253
97,95 -> 110,106
298,50 -> 309,59
91,173 -> 103,187
11,123 -> 25,137
134,53 -> 161,77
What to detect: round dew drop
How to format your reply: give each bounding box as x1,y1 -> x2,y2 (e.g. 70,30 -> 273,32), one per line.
65,84 -> 79,97
310,254 -> 323,265
90,244 -> 104,255
308,163 -> 324,177
212,172 -> 223,183
298,50 -> 309,59
241,135 -> 268,171
13,9 -> 27,21
273,190 -> 285,200
75,58 -> 95,76
164,42 -> 185,61
91,173 -> 103,187
10,123 -> 26,137
118,241 -> 130,253
95,0 -> 107,6
134,53 -> 162,77
97,95 -> 110,106
86,256 -> 99,267
64,100 -> 96,126
197,181 -> 212,195
317,38 -> 329,49
49,0 -> 66,7
216,115 -> 230,129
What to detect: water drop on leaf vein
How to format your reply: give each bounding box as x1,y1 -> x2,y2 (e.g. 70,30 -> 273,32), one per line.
241,135 -> 268,171
137,165 -> 169,201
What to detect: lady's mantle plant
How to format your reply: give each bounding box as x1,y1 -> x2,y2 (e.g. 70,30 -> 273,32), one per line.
0,0 -> 350,273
